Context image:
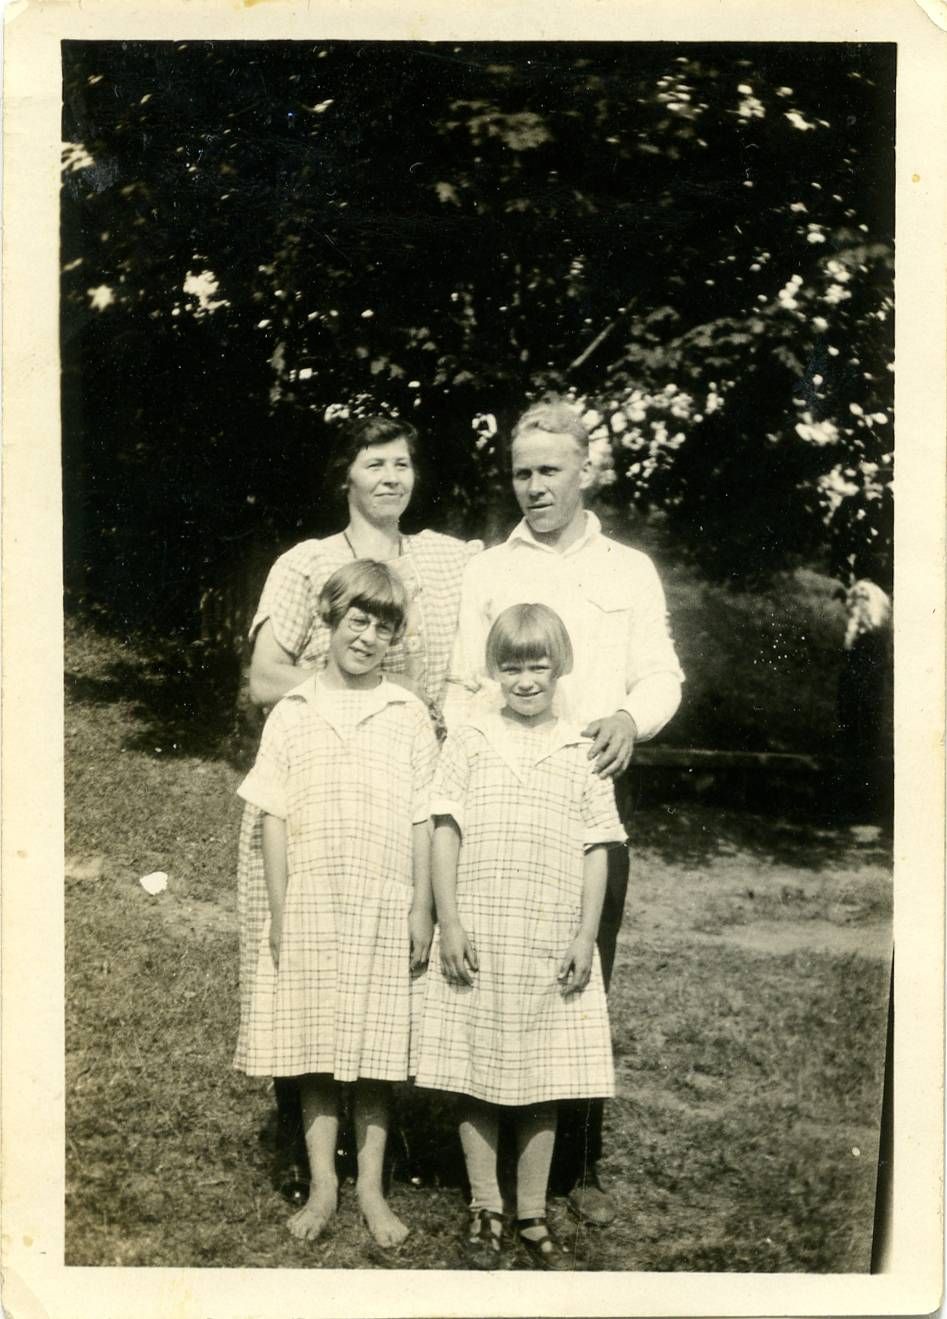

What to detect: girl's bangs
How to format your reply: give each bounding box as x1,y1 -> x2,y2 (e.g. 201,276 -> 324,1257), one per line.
350,588 -> 404,631
486,603 -> 574,676
494,629 -> 553,666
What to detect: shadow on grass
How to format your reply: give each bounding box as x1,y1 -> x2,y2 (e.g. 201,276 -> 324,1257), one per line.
632,802 -> 892,872
65,652 -> 248,764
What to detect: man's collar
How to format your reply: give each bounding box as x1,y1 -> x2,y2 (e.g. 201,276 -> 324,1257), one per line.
506,509 -> 602,555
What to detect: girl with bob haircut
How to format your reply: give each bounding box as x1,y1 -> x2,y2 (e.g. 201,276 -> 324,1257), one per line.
484,601 -> 574,680
235,560 -> 439,1250
416,603 -> 625,1270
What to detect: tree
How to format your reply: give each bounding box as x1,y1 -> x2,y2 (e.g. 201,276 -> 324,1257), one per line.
61,40 -> 895,631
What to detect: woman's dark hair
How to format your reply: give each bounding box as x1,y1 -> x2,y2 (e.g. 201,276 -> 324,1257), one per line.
325,415 -> 420,496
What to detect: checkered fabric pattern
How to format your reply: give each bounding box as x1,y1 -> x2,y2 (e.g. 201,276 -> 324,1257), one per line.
251,529 -> 480,707
234,677 -> 439,1081
236,529 -> 479,1075
415,714 -> 624,1106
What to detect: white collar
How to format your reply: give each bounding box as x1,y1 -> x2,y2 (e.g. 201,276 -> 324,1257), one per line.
463,706 -> 588,778
284,673 -> 415,730
506,509 -> 601,557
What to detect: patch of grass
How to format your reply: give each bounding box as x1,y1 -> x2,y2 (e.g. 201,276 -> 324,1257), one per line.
64,620 -> 891,1271
600,942 -> 886,1273
690,866 -> 892,934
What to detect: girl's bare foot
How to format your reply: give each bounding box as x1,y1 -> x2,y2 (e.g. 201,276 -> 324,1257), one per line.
288,1181 -> 337,1242
357,1185 -> 409,1248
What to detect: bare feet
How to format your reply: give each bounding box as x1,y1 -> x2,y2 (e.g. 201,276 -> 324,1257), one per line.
357,1185 -> 409,1248
288,1180 -> 337,1242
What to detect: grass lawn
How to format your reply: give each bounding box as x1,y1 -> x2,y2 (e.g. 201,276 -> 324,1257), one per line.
64,618 -> 891,1271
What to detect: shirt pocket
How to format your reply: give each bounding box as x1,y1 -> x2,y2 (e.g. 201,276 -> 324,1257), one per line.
582,581 -> 631,668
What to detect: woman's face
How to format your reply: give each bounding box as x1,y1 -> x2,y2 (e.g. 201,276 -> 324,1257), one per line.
346,438 -> 416,524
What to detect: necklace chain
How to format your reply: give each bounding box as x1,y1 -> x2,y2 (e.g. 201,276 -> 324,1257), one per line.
343,529 -> 405,560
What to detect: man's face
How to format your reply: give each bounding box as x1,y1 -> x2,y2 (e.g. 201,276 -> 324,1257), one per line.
511,429 -> 590,538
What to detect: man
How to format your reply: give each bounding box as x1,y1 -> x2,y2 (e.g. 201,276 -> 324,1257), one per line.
444,395 -> 683,1226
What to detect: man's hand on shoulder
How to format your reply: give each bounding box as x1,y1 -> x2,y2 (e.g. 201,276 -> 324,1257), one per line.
582,710 -> 638,778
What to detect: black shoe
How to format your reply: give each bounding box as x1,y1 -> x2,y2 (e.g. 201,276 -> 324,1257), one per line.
516,1216 -> 577,1271
463,1209 -> 509,1271
566,1182 -> 616,1226
566,1165 -> 617,1225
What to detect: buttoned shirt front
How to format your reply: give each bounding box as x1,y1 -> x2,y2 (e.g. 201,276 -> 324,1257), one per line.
443,512 -> 684,739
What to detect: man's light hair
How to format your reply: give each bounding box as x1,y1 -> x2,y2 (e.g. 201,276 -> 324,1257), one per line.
511,395 -> 589,451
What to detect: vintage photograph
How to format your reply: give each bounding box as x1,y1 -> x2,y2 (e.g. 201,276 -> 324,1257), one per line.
56,36 -> 902,1278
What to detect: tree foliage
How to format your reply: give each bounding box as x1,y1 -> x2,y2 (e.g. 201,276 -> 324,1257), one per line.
61,40 -> 895,630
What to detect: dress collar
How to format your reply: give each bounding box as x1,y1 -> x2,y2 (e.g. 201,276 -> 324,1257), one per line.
285,673 -> 414,731
506,509 -> 601,557
463,706 -> 588,777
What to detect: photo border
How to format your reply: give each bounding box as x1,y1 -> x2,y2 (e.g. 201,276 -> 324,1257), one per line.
3,1 -> 943,1315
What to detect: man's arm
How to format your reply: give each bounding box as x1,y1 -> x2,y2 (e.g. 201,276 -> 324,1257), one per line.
619,553 -> 683,739
620,671 -> 682,743
583,554 -> 683,776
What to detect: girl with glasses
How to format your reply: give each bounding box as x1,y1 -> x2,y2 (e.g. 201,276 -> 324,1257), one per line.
235,560 -> 438,1248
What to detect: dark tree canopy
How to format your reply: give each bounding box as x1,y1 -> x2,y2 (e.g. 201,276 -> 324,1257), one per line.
61,40 -> 895,633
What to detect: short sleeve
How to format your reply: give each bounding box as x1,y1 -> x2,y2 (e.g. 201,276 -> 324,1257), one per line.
237,705 -> 292,818
250,548 -> 318,659
411,706 -> 441,825
580,767 -> 626,849
430,730 -> 473,832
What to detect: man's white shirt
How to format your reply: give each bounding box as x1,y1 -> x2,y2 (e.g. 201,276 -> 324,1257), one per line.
443,511 -> 684,738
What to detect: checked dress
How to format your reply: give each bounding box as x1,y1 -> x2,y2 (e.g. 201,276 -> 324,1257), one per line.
235,530 -> 479,1069
415,712 -> 625,1106
235,676 -> 438,1080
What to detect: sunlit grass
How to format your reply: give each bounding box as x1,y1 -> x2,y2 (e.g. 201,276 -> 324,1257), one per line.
64,618 -> 890,1270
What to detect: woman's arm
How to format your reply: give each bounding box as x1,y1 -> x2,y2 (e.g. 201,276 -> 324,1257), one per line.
408,821 -> 434,971
261,813 -> 289,968
248,619 -> 315,708
431,817 -> 478,985
558,844 -> 608,994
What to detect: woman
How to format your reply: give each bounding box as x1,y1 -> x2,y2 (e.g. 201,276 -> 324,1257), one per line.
236,414 -> 480,1203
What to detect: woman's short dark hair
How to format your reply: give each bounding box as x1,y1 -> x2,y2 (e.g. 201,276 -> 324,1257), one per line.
317,560 -> 408,638
325,415 -> 420,495
485,603 -> 574,679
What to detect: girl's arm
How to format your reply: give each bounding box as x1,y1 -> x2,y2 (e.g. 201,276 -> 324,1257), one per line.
558,844 -> 609,995
261,813 -> 289,968
408,821 -> 434,972
432,817 -> 478,986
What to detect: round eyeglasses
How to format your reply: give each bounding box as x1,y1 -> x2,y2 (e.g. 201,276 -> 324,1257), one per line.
343,610 -> 396,642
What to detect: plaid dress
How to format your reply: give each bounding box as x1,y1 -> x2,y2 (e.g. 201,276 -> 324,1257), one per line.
415,713 -> 625,1106
234,676 -> 438,1080
250,530 -> 480,706
236,529 -> 479,1071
